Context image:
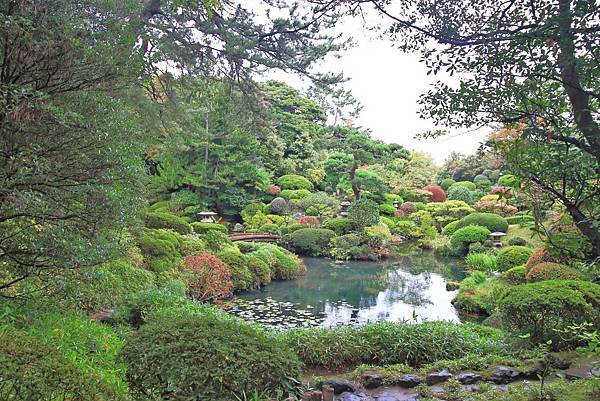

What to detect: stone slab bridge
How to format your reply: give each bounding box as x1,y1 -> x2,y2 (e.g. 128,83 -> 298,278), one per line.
228,232 -> 281,242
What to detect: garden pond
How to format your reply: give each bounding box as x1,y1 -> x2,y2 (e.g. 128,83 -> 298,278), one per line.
228,249 -> 476,328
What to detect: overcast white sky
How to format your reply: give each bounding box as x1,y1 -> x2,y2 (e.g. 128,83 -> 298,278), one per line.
265,14 -> 490,165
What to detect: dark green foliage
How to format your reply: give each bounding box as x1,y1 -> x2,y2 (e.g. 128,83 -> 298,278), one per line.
348,198 -> 379,230
330,233 -> 366,260
498,175 -> 519,187
0,327 -> 127,401
449,181 -> 476,191
277,174 -> 314,190
197,230 -> 232,253
450,225 -> 491,255
455,213 -> 509,233
269,197 -> 289,214
497,280 -> 600,348
138,229 -> 183,273
393,220 -> 418,237
121,307 -> 302,401
447,185 -> 474,203
280,321 -> 507,369
144,211 -> 192,235
280,223 -> 305,235
503,265 -> 527,284
442,220 -> 460,235
496,246 -> 534,272
258,223 -> 281,235
289,228 -> 336,256
439,178 -> 456,190
322,217 -> 354,235
507,236 -> 529,246
190,222 -> 228,234
217,246 -> 256,291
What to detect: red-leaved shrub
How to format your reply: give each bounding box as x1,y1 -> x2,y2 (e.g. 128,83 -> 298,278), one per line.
474,200 -> 518,216
298,216 -> 320,227
492,186 -> 512,198
400,202 -> 417,214
526,262 -> 581,282
184,253 -> 233,302
525,246 -> 553,272
423,184 -> 446,202
267,184 -> 281,195
394,209 -> 405,218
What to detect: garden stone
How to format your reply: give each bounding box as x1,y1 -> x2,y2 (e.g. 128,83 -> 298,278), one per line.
396,374 -> 423,388
375,396 -> 401,401
456,372 -> 483,385
445,281 -> 460,291
426,369 -> 452,385
522,365 -> 545,380
552,358 -> 571,370
322,379 -> 356,395
490,366 -> 524,384
361,373 -> 383,389
565,364 -> 594,380
339,392 -> 363,401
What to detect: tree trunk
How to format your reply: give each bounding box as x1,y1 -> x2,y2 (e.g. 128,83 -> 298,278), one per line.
564,203 -> 600,259
349,164 -> 360,200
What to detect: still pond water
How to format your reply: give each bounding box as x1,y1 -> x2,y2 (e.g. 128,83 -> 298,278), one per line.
229,249 -> 472,329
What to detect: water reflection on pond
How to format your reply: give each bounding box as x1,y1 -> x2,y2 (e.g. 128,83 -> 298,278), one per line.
229,249 -> 469,328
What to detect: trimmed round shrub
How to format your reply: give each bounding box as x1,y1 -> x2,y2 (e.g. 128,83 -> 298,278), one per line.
496,246 -> 534,272
442,220 -> 460,235
269,197 -> 288,214
503,265 -> 527,284
276,174 -> 314,190
447,185 -> 473,204
190,222 -> 227,234
280,189 -> 312,200
497,280 -> 600,348
480,194 -> 500,202
184,253 -> 232,302
380,216 -> 396,230
217,246 -> 255,291
330,233 -> 366,261
526,262 -> 582,282
423,184 -> 446,202
449,181 -> 476,191
498,174 -> 519,187
289,228 -> 336,256
506,215 -> 534,225
258,223 -> 281,235
280,223 -> 305,235
1,328 -> 127,401
143,211 -> 191,235
266,184 -> 281,195
474,174 -> 489,184
455,212 -> 509,233
383,193 -> 403,205
138,229 -> 182,273
450,225 -> 491,255
297,215 -> 320,227
348,198 -> 379,230
197,230 -> 232,253
322,217 -> 353,235
393,220 -> 418,238
379,203 -> 397,216
400,201 -> 417,214
121,308 -> 302,400
526,246 -> 553,272
507,236 -> 529,246
439,178 -> 456,190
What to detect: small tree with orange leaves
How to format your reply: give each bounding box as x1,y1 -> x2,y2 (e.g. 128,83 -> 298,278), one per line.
184,253 -> 233,303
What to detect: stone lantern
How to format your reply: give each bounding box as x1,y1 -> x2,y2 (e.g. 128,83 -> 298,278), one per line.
392,199 -> 400,209
339,198 -> 351,217
198,211 -> 218,223
489,232 -> 506,247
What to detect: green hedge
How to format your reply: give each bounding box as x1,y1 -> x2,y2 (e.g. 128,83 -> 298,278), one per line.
276,174 -> 314,190
280,189 -> 312,200
322,217 -> 353,235
449,181 -> 476,191
143,211 -> 191,235
121,307 -> 302,401
289,228 -> 336,256
496,246 -> 533,272
138,229 -> 182,273
497,280 -> 600,348
190,222 -> 227,234
450,225 -> 491,255
279,321 -> 507,369
455,212 -> 509,233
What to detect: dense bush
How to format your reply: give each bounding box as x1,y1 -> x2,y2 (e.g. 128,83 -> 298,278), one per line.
466,252 -> 497,272
526,246 -> 553,271
330,233 -> 366,260
455,212 -> 509,233
442,220 -> 460,235
503,265 -> 527,284
400,201 -> 417,214
526,262 -> 582,282
424,200 -> 475,228
138,229 -> 182,273
439,178 -> 456,190
295,192 -> 338,216
280,189 -> 312,200
393,220 -> 418,238
454,274 -> 505,314
363,223 -> 392,248
240,202 -> 268,221
1,327 -> 127,401
322,217 -> 353,235
258,223 -> 281,235
450,225 -> 491,255
380,216 -> 396,230
289,228 -> 336,256
269,197 -> 289,214
474,199 -> 518,216
423,183 -> 447,202
383,193 -> 403,205
496,246 -> 534,272
121,307 -> 302,401
449,181 -> 476,191
348,198 -> 379,230
143,211 -> 192,235
184,253 -> 233,302
280,223 -> 305,235
276,174 -> 314,190
217,246 -> 256,290
379,203 -> 397,216
506,215 -> 534,225
279,321 -> 507,369
197,230 -> 232,253
297,215 -> 320,227
190,222 -> 227,234
497,280 -> 600,348
497,174 -> 519,187
508,236 -> 529,246
238,242 -> 305,280
447,185 -> 473,204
